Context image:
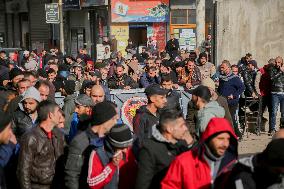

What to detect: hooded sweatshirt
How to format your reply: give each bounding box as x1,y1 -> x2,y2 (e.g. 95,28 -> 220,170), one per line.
161,118 -> 238,189
196,101 -> 225,136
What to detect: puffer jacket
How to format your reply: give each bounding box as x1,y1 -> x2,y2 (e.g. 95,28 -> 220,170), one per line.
160,90 -> 181,112
135,125 -> 190,189
17,126 -> 65,189
161,118 -> 238,189
269,66 -> 284,93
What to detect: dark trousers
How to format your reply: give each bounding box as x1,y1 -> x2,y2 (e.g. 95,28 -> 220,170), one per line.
229,104 -> 241,137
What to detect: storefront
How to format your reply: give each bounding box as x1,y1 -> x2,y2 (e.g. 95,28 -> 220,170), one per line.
170,0 -> 212,52
110,0 -> 169,55
64,0 -> 109,58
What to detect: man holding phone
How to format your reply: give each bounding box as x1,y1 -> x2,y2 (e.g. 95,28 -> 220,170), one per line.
269,56 -> 284,135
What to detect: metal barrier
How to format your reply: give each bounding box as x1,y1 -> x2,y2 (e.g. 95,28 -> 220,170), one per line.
55,88 -> 192,117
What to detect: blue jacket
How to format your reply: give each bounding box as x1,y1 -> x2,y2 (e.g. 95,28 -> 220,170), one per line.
139,73 -> 161,88
0,142 -> 17,167
218,74 -> 245,106
68,112 -> 79,143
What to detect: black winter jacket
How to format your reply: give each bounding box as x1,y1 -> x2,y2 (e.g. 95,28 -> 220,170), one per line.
108,74 -> 138,89
160,90 -> 181,112
12,109 -> 38,140
239,64 -> 257,96
17,126 -> 65,189
135,125 -> 190,189
65,127 -> 101,189
269,66 -> 284,93
133,105 -> 159,147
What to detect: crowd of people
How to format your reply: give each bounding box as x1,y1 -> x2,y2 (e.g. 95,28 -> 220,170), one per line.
0,34 -> 284,189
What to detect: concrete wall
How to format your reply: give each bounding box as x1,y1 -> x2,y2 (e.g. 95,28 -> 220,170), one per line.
216,0 -> 284,67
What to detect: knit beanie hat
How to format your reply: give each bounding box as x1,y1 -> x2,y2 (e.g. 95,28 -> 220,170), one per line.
0,110 -> 12,132
9,68 -> 24,80
91,101 -> 117,126
258,138 -> 284,167
107,124 -> 133,148
201,78 -> 216,91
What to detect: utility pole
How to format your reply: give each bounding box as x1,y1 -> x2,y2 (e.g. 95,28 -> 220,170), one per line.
58,0 -> 64,54
196,0 -> 205,49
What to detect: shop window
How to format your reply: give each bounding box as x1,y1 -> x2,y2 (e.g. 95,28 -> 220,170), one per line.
188,9 -> 196,24
171,9 -> 187,24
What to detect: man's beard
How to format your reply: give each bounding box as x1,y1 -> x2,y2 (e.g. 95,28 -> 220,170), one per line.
25,108 -> 37,114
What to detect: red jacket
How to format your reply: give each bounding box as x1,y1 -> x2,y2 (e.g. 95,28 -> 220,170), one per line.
259,66 -> 272,96
87,148 -> 137,189
161,118 -> 238,189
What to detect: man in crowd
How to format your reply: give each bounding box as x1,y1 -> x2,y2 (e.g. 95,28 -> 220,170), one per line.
6,68 -> 24,92
24,71 -> 38,86
87,124 -> 136,189
218,60 -> 245,137
133,84 -> 168,147
227,138 -> 284,189
17,100 -> 65,189
166,34 -> 179,59
69,94 -> 94,142
62,80 -> 76,134
0,111 -> 15,189
65,101 -> 118,189
12,86 -> 42,140
160,74 -> 181,112
161,118 -> 238,189
191,85 -> 225,137
179,58 -> 201,89
108,65 -> 138,89
90,85 -> 106,104
135,110 -> 193,189
140,66 -> 161,88
35,80 -> 50,101
196,52 -> 216,80
269,56 -> 284,134
17,79 -> 31,96
201,78 -> 233,125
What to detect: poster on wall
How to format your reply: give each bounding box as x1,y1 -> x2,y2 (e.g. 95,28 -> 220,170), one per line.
110,24 -> 129,56
173,28 -> 196,51
153,23 -> 166,52
111,0 -> 169,23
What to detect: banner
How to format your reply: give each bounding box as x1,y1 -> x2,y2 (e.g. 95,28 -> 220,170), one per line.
153,23 -> 166,52
63,0 -> 80,10
111,0 -> 169,23
110,24 -> 129,56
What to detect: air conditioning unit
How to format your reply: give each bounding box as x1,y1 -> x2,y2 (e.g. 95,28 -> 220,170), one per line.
6,0 -> 28,13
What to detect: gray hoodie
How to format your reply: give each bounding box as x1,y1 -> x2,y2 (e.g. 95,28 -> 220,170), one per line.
197,101 -> 225,135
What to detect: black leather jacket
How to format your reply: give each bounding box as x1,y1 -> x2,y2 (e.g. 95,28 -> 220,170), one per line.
12,109 -> 39,140
17,126 -> 65,189
270,66 -> 284,93
239,64 -> 257,96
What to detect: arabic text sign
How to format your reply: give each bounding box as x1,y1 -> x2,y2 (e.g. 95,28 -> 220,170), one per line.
45,3 -> 60,24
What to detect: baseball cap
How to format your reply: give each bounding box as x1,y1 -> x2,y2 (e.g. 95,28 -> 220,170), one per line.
145,84 -> 168,97
75,94 -> 94,107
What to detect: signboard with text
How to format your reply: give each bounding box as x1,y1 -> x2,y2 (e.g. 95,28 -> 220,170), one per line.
45,3 -> 60,24
111,0 -> 169,23
80,0 -> 107,7
63,0 -> 80,10
110,24 -> 129,56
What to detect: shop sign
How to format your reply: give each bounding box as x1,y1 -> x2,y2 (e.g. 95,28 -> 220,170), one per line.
173,28 -> 196,51
111,0 -> 169,23
80,0 -> 107,7
45,3 -> 60,24
63,0 -> 80,10
110,24 -> 129,56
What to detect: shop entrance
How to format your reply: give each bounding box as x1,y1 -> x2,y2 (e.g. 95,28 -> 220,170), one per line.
129,25 -> 147,47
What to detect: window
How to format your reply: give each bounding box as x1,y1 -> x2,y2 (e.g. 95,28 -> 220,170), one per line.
171,9 -> 196,24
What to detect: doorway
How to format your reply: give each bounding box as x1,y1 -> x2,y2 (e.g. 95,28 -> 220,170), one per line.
129,25 -> 147,47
